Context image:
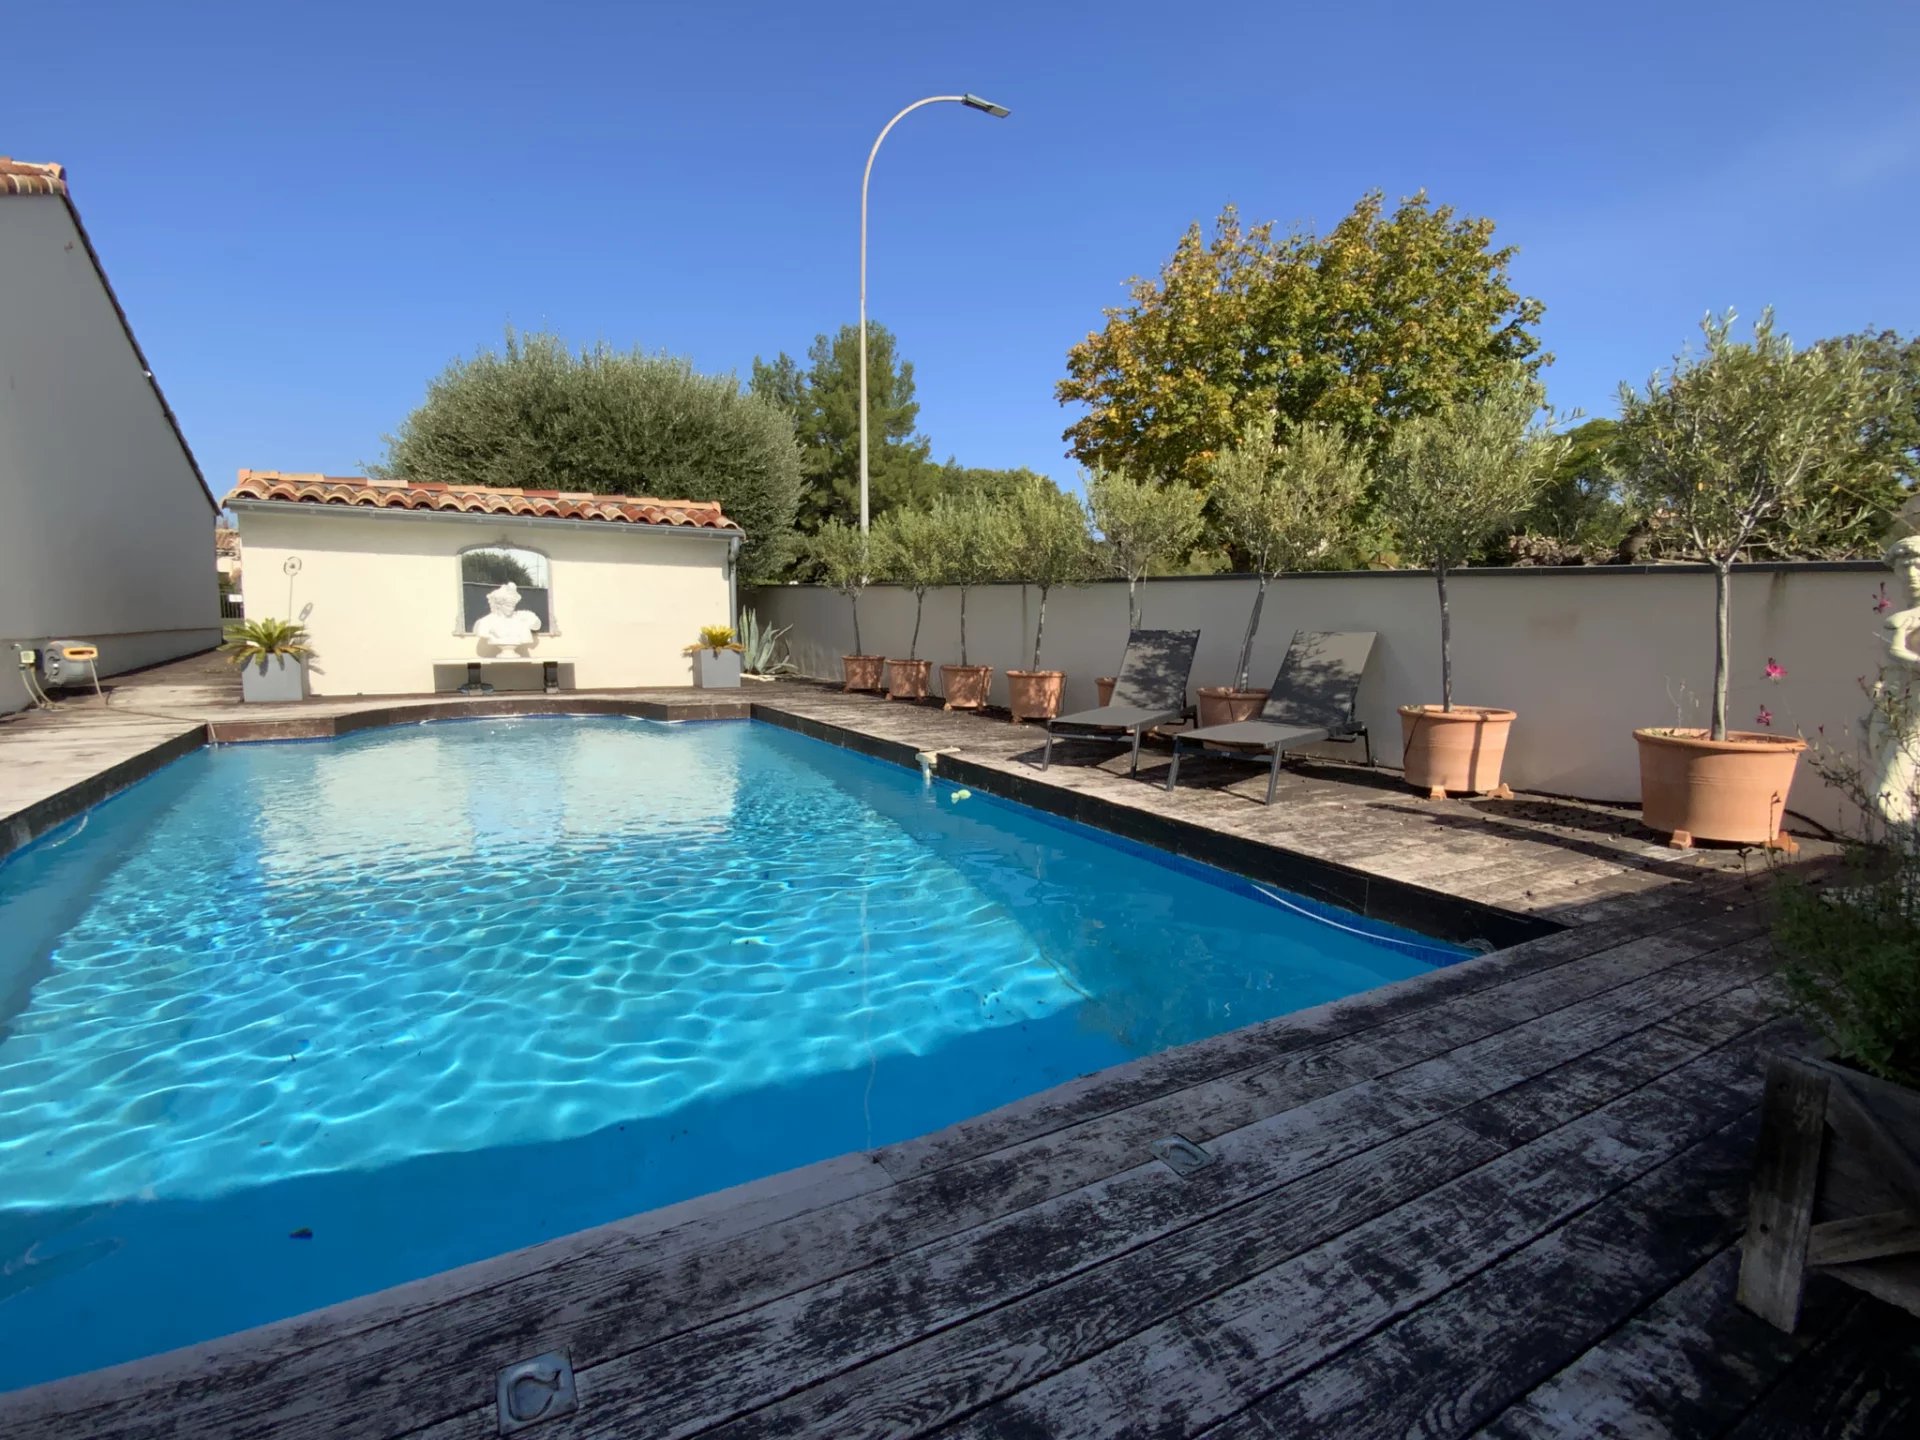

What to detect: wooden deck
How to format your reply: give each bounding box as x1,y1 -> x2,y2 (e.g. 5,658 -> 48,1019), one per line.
1,659 -> 1914,1437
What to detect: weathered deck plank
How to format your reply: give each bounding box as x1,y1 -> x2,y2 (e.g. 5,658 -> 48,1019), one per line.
935,1039 -> 1769,1439
657,992 -> 1789,1440
1472,1248 -> 1843,1440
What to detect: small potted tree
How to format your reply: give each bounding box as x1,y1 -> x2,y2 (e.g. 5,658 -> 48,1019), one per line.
221,617 -> 314,703
810,519 -> 884,692
998,478 -> 1093,723
1085,466 -> 1206,704
1618,310 -> 1875,846
871,506 -> 939,701
1379,379 -> 1566,799
1202,419 -> 1369,728
931,491 -> 999,711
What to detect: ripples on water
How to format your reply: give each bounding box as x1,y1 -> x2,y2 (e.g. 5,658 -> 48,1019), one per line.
0,716 -> 1456,1388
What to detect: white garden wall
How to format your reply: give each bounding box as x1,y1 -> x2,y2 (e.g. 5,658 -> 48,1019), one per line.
752,563 -> 1886,831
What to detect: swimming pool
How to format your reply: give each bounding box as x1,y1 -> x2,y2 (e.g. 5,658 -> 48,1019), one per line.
0,716 -> 1462,1391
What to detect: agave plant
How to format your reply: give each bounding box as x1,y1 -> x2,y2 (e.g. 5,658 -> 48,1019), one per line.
219,617 -> 313,668
737,607 -> 797,676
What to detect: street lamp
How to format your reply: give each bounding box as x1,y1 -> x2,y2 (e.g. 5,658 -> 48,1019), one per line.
858,93 -> 1010,533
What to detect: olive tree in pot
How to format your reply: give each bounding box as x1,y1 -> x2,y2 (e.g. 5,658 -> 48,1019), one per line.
810,518 -> 883,692
871,506 -> 939,701
1201,419 -> 1369,728
929,490 -> 1000,710
1085,467 -> 1206,705
998,477 -> 1093,724
1617,310 -> 1877,847
1379,379 -> 1566,799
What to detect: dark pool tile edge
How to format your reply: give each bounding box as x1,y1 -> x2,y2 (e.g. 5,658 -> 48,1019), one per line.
0,726 -> 207,863
747,703 -> 1558,950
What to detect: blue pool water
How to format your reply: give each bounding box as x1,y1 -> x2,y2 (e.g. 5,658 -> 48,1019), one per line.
0,716 -> 1462,1390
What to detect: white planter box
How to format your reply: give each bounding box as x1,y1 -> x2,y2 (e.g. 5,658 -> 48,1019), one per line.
693,648 -> 741,688
239,654 -> 309,704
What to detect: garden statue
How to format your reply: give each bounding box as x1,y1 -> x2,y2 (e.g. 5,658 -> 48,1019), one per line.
475,581 -> 541,655
1869,533 -> 1920,834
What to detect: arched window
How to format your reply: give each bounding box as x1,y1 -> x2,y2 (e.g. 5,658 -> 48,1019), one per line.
458,545 -> 554,633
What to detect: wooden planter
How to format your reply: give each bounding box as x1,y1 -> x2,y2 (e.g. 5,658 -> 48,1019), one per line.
1737,1052 -> 1920,1331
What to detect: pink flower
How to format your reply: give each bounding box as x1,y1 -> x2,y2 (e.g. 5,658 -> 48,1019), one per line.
1763,658 -> 1786,681
1875,583 -> 1892,614
1756,707 -> 1774,727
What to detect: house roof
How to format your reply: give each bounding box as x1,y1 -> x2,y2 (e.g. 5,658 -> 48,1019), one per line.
226,471 -> 742,532
1,158 -> 216,511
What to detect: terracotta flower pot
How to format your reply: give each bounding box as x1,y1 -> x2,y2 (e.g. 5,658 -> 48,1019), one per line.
1399,705 -> 1518,799
940,664 -> 993,711
1196,686 -> 1269,728
841,654 -> 885,692
885,658 -> 931,701
1096,676 -> 1117,707
1006,670 -> 1065,724
1634,727 -> 1807,850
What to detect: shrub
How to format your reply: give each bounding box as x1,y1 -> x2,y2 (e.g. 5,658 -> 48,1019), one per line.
379,328 -> 805,582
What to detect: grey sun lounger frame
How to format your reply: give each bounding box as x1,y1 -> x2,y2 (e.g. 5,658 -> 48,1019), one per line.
1164,629 -> 1378,805
1041,628 -> 1201,775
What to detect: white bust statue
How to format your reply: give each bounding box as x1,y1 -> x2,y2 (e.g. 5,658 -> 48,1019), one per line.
474,581 -> 541,655
1870,534 -> 1920,834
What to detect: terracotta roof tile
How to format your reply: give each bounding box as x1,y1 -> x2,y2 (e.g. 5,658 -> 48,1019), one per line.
0,157 -> 67,196
224,471 -> 741,532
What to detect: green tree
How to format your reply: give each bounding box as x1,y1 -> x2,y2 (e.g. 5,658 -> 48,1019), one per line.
807,519 -> 874,657
1057,192 -> 1546,488
1208,422 -> 1371,689
928,491 -> 1004,667
1513,417 -> 1631,553
1380,379 -> 1566,710
751,323 -> 931,531
925,460 -> 1048,507
871,506 -> 943,661
1617,310 -> 1880,739
380,328 -> 803,582
993,478 -> 1092,671
1084,467 -> 1207,630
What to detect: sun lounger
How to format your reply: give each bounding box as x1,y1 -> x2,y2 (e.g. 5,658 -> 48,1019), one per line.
1163,630 -> 1377,804
1041,628 -> 1201,775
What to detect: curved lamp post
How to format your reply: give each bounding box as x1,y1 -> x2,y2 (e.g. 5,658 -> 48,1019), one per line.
859,92 -> 1010,533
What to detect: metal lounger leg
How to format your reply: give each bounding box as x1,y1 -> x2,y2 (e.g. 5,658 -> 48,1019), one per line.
1266,746 -> 1283,805
1042,727 -> 1055,770
1129,724 -> 1145,775
1165,737 -> 1184,792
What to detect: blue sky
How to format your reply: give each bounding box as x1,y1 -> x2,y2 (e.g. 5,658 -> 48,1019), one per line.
11,1 -> 1919,497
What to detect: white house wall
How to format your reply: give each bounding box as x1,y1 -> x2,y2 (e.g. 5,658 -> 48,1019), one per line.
751,564 -> 1883,831
0,197 -> 219,714
235,508 -> 736,696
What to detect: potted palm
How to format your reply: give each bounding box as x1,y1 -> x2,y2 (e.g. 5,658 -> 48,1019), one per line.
1379,379 -> 1566,799
1085,466 -> 1206,705
998,477 -> 1093,723
810,519 -> 883,692
1202,419 -> 1369,728
221,617 -> 314,703
1617,310 -> 1875,846
686,624 -> 744,687
930,490 -> 999,711
871,506 -> 939,701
